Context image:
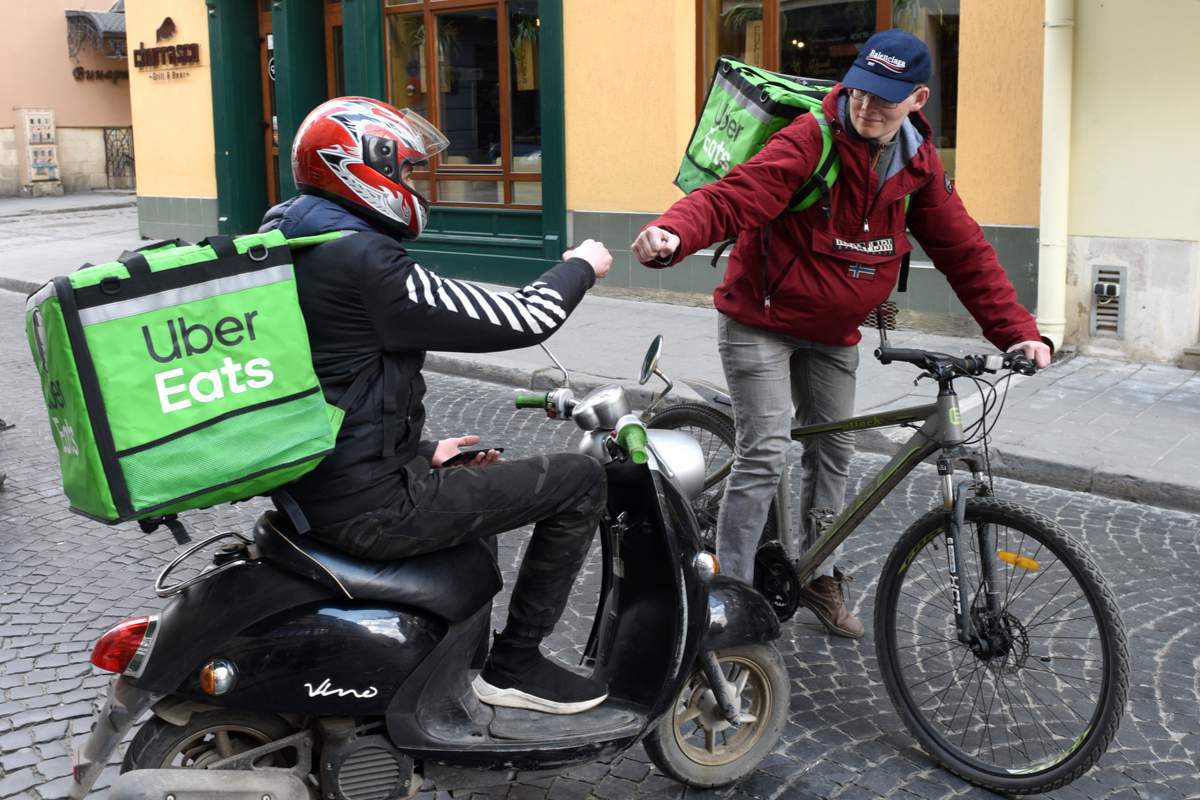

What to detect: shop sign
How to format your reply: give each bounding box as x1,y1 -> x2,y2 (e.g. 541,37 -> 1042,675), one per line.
73,67 -> 130,84
134,18 -> 201,81
134,41 -> 201,69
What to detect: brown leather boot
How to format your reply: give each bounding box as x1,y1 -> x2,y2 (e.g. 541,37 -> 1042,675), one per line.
798,567 -> 864,639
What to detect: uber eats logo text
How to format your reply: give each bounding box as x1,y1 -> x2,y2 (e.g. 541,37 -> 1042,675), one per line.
142,311 -> 274,413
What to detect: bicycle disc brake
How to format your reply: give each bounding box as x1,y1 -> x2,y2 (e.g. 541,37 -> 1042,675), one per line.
754,542 -> 801,622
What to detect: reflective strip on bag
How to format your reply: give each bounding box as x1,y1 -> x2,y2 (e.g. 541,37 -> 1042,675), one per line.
76,264 -> 295,327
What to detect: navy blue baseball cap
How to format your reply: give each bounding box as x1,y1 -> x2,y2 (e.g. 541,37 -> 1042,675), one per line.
842,29 -> 931,103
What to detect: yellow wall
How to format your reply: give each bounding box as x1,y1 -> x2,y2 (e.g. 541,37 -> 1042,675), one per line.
1068,0 -> 1200,241
954,0 -> 1043,226
563,0 -> 695,213
125,0 -> 217,198
0,0 -> 132,129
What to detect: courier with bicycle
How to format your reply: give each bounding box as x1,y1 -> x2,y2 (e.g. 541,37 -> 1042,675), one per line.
633,28 -> 1051,636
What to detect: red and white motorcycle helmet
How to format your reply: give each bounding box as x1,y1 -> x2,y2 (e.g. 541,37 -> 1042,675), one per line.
292,97 -> 449,239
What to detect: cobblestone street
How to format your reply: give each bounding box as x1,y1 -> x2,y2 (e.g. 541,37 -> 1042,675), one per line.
1,289 -> 1197,800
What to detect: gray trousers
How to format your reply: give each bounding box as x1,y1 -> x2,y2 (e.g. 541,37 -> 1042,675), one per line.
715,314 -> 859,583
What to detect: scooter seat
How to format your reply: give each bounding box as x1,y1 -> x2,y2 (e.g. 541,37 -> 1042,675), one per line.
253,511 -> 502,622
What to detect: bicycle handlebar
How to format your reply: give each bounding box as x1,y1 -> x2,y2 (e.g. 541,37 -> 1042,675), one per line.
874,347 -> 1036,377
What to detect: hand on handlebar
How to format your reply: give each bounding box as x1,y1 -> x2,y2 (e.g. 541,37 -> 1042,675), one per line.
1007,340 -> 1051,370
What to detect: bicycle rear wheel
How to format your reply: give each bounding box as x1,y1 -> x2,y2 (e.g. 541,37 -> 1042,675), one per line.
875,498 -> 1128,794
646,403 -> 778,549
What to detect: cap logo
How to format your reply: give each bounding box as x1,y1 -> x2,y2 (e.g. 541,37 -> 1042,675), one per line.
866,49 -> 906,74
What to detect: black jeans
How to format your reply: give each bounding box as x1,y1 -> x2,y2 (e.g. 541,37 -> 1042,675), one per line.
312,453 -> 606,642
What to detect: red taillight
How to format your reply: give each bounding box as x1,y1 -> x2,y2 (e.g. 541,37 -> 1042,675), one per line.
90,617 -> 150,674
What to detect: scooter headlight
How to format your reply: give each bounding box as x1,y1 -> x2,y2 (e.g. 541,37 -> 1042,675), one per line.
694,552 -> 719,583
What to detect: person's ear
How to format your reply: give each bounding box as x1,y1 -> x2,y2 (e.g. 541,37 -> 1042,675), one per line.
909,85 -> 931,112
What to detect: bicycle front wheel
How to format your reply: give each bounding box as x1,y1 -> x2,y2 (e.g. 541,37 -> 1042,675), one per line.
875,498 -> 1128,794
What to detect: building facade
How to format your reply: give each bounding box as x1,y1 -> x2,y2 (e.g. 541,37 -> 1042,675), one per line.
123,0 -> 1200,364
0,0 -> 134,196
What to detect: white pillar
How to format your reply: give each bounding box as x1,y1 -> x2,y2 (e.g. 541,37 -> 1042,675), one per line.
1037,0 -> 1074,349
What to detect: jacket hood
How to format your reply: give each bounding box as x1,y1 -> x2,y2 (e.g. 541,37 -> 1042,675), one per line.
258,194 -> 378,239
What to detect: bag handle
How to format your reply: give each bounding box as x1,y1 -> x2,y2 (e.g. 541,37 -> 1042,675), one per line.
198,235 -> 238,260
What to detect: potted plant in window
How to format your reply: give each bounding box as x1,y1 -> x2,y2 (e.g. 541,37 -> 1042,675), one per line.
512,14 -> 538,91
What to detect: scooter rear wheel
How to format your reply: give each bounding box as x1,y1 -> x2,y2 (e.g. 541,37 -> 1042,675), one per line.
122,709 -> 296,771
643,644 -> 788,788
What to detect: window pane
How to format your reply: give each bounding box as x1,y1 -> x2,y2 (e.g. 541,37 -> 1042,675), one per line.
410,175 -> 431,199
512,181 -> 541,205
384,0 -> 418,6
779,1 -> 875,82
437,9 -> 501,168
385,13 -> 427,117
894,0 -> 959,174
438,180 -> 502,204
509,0 -> 541,174
701,0 -> 766,80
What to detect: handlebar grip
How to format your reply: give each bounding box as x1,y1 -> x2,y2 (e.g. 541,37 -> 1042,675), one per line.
514,391 -> 548,410
617,423 -> 649,465
874,347 -> 931,366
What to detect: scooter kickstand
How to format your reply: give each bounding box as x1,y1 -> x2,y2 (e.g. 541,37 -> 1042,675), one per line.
701,651 -> 741,727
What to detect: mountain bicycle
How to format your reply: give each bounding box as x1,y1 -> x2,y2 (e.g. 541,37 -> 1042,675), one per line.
643,304 -> 1129,793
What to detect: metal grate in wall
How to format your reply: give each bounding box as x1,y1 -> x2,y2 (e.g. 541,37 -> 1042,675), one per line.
1090,267 -> 1124,338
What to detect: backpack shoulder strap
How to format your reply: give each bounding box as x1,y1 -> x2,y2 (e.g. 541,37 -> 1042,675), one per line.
285,230 -> 358,249
897,194 -> 913,293
788,112 -> 841,218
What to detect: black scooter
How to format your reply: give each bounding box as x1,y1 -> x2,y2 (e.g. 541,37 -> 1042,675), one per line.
69,341 -> 786,800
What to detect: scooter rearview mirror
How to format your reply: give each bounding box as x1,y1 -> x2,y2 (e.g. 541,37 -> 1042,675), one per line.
639,335 -> 664,385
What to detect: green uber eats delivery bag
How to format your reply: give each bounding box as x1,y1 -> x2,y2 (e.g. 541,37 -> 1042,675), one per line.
675,56 -> 840,214
25,229 -> 352,524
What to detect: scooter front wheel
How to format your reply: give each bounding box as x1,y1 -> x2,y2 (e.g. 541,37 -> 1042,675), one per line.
643,644 -> 788,787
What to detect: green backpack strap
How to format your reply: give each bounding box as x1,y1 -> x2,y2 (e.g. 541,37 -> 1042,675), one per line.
788,113 -> 841,218
285,230 -> 358,249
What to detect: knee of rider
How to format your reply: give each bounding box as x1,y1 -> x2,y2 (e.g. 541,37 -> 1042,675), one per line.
553,452 -> 608,508
735,443 -> 788,476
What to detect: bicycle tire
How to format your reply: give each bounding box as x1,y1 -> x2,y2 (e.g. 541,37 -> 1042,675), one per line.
874,498 -> 1128,794
646,403 -> 779,548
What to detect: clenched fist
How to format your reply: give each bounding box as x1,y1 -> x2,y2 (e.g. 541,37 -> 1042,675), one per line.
632,226 -> 681,264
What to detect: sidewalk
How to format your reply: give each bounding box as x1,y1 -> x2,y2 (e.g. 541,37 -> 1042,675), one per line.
1,199 -> 1197,512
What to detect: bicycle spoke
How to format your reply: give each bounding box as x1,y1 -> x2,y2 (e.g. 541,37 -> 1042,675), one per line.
899,587 -> 955,616
920,647 -> 973,715
1025,592 -> 1090,632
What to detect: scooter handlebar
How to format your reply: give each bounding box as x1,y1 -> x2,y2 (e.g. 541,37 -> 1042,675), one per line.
616,421 -> 649,465
514,391 -> 549,410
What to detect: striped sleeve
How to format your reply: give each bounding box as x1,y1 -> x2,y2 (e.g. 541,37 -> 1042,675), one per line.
361,243 -> 596,353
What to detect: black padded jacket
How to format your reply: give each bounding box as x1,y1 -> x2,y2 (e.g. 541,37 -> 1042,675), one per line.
259,195 -> 595,528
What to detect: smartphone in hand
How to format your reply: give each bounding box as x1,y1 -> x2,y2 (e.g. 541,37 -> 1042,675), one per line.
442,447 -> 504,467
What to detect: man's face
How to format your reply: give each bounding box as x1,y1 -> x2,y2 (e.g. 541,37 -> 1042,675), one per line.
848,86 -> 930,142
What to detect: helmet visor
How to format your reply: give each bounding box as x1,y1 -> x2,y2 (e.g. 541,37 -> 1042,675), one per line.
394,108 -> 449,161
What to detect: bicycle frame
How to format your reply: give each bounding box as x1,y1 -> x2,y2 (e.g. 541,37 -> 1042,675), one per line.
777,386 -> 997,649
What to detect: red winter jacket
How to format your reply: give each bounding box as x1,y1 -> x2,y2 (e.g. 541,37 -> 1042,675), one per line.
645,86 -> 1041,350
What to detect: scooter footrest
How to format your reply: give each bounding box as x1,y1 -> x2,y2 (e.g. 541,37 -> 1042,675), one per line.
488,702 -> 642,742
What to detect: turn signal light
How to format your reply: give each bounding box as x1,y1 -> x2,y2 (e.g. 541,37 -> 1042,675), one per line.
694,552 -> 719,582
90,617 -> 150,674
200,659 -> 238,696
997,551 -> 1041,571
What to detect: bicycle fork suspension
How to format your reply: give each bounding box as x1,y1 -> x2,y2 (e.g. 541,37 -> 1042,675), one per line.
939,456 -> 980,649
